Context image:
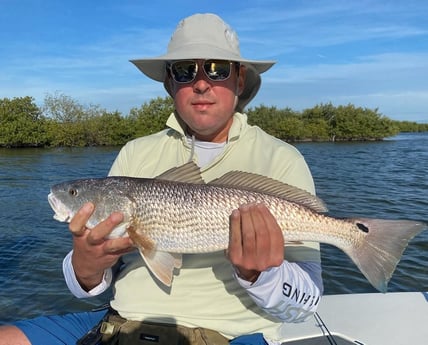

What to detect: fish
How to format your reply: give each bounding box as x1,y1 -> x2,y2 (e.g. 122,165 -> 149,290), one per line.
48,162 -> 426,292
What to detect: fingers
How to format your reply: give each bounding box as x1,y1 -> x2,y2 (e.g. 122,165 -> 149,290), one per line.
69,204 -> 134,291
69,203 -> 94,236
69,202 -> 134,257
228,203 -> 284,276
256,204 -> 284,262
239,204 -> 258,256
228,206 -> 256,282
86,212 -> 124,246
228,209 -> 243,257
103,237 -> 135,255
69,203 -> 125,245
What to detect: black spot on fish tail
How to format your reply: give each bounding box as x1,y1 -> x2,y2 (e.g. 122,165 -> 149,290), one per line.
356,222 -> 369,233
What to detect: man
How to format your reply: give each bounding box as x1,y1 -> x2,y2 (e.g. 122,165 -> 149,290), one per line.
0,13 -> 323,345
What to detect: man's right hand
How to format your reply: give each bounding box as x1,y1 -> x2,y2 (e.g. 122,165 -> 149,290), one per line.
69,202 -> 135,291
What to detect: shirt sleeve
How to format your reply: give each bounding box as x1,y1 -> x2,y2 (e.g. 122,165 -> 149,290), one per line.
62,250 -> 113,298
234,261 -> 323,322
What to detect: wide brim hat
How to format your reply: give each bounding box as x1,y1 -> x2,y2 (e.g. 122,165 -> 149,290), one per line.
130,13 -> 275,112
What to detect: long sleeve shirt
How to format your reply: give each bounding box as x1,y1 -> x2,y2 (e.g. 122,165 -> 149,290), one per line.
63,112 -> 323,343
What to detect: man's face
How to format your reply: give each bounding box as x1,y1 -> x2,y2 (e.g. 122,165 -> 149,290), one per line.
167,60 -> 246,143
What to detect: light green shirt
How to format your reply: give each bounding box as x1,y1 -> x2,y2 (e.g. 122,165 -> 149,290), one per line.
108,112 -> 321,341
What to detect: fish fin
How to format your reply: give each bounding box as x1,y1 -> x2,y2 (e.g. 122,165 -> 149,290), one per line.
126,223 -> 182,286
210,171 -> 328,213
345,218 -> 426,292
138,248 -> 182,287
156,162 -> 205,184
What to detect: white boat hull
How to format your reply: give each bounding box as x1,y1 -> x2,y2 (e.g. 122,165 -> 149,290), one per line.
279,292 -> 428,344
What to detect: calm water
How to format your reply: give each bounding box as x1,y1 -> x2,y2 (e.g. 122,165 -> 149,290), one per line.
0,133 -> 427,323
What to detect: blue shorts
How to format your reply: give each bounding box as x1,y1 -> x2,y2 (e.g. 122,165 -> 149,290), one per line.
14,309 -> 268,345
13,309 -> 108,345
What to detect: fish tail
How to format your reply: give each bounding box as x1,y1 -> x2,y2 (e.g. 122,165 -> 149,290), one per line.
346,218 -> 426,292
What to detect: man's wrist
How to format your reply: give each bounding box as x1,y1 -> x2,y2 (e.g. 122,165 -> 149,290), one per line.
75,272 -> 105,292
63,251 -> 112,298
234,267 -> 261,284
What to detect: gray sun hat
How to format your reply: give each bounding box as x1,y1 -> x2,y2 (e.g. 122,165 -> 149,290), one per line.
130,13 -> 275,112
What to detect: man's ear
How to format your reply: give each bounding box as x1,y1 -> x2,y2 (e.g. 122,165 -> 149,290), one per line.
164,75 -> 175,96
237,65 -> 246,96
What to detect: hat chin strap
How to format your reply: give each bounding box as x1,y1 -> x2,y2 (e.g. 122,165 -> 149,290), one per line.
233,95 -> 239,112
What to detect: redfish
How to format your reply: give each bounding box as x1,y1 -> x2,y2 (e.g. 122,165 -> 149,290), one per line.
48,162 -> 425,291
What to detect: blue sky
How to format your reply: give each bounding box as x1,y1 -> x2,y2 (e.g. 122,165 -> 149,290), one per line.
1,0 -> 427,122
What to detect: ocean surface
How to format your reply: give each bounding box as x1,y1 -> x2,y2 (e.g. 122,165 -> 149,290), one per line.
0,132 -> 427,323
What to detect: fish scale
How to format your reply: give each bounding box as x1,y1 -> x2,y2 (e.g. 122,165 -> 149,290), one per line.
134,181 -> 325,252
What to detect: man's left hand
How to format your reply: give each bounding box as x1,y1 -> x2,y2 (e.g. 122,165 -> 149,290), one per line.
226,203 -> 284,283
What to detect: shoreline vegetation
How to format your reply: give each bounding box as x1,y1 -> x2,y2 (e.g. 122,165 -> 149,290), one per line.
1,93 -> 427,148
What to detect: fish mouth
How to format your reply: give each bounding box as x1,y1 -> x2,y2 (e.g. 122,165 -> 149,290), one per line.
48,192 -> 71,223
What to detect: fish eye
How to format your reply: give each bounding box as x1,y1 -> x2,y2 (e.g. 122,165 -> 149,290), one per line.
68,188 -> 78,197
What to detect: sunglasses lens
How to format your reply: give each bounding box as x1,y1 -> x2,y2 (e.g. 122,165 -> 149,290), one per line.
169,60 -> 233,83
203,60 -> 231,81
170,60 -> 198,83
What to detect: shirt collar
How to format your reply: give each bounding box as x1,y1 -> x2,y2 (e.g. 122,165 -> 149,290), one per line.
166,111 -> 248,142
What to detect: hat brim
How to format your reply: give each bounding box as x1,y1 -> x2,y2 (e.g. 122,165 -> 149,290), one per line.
130,46 -> 275,111
131,56 -> 274,82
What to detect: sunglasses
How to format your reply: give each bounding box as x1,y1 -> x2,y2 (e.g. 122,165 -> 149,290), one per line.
167,59 -> 239,83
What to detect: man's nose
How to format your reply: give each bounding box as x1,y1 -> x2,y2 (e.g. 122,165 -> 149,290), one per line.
192,73 -> 211,93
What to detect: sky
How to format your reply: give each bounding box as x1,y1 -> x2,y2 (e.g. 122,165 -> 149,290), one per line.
1,0 -> 427,122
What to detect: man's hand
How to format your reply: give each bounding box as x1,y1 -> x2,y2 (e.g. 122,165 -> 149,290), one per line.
69,202 -> 135,291
227,203 -> 284,283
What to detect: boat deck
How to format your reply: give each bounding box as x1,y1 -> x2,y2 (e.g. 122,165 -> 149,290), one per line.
279,292 -> 428,344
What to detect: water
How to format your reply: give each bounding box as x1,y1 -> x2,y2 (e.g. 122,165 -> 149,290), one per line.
297,133 -> 428,294
0,133 -> 427,323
